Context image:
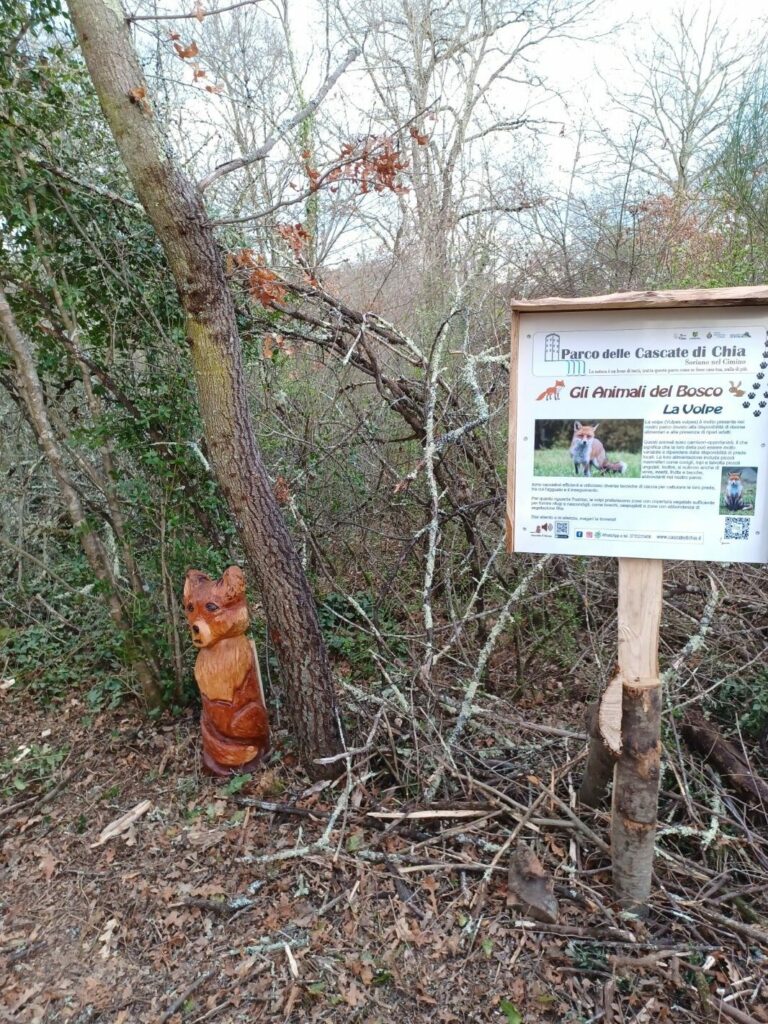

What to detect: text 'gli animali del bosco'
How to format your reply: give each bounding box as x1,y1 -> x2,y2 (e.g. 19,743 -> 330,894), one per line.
569,383 -> 727,412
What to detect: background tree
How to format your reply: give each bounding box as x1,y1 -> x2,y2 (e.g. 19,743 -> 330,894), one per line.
709,68 -> 768,284
607,7 -> 748,198
0,285 -> 162,705
62,0 -> 358,777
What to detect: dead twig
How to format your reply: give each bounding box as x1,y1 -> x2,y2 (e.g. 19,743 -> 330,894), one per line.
423,554 -> 552,800
159,969 -> 214,1024
609,949 -> 694,968
708,1000 -> 765,1024
694,906 -> 768,947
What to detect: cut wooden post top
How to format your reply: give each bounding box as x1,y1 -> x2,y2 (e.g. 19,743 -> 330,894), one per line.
510,285 -> 768,312
617,558 -> 663,680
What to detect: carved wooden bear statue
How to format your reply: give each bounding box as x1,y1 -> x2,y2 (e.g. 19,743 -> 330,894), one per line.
183,566 -> 270,777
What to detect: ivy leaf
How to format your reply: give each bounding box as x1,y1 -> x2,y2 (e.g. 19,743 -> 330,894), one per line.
499,999 -> 522,1024
222,773 -> 250,795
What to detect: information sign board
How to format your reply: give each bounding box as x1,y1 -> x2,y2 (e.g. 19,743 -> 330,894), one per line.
507,294 -> 768,563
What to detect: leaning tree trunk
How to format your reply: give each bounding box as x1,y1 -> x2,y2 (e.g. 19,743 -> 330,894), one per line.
0,285 -> 162,708
65,0 -> 341,777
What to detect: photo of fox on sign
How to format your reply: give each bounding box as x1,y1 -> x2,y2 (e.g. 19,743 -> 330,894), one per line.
507,287 -> 768,564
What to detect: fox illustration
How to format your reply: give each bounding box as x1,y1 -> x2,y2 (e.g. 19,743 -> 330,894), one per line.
729,381 -> 746,398
570,422 -> 627,477
724,471 -> 745,510
536,379 -> 565,401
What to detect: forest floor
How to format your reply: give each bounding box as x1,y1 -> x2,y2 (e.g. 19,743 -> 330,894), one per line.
2,681 -> 768,1024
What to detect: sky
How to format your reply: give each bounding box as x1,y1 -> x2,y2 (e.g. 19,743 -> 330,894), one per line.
140,0 -> 768,173
275,0 -> 768,181
132,0 -> 768,264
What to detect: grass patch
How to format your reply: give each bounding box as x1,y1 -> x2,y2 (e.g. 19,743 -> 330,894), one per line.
533,449 -> 642,478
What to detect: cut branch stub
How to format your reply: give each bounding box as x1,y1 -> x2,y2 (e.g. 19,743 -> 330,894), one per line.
579,702 -> 617,808
598,672 -> 623,755
578,672 -> 623,808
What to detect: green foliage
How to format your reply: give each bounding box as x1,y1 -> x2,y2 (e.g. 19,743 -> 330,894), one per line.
221,773 -> 251,796
3,0 -> 62,36
0,13 -> 238,708
566,941 -> 607,973
0,741 -> 68,798
85,676 -> 126,712
498,998 -> 523,1023
533,449 -> 641,478
318,592 -> 407,676
1,607 -> 128,706
716,669 -> 768,739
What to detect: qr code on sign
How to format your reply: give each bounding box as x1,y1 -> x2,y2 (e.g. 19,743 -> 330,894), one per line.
555,521 -> 569,539
724,517 -> 750,540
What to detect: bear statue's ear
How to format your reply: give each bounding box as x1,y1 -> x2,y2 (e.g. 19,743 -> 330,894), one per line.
184,569 -> 211,601
220,565 -> 246,603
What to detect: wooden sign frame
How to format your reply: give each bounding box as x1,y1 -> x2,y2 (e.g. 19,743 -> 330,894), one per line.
506,285 -> 768,912
507,285 -> 768,559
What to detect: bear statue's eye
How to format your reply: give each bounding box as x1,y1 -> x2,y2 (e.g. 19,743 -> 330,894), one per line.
186,602 -> 194,611
205,602 -> 219,613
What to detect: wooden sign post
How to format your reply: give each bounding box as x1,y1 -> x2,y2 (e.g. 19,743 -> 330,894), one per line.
507,287 -> 768,913
612,557 -> 663,911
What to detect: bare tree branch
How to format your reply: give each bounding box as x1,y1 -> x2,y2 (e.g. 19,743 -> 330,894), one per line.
126,0 -> 265,23
21,152 -> 142,211
198,44 -> 362,190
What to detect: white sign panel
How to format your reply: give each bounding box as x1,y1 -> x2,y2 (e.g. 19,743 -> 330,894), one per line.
512,307 -> 768,562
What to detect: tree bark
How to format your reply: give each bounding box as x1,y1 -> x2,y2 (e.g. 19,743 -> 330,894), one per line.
64,0 -> 342,776
611,558 -> 664,914
0,285 -> 162,708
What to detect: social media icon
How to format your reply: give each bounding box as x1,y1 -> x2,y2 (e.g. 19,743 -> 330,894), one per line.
576,531 -> 583,538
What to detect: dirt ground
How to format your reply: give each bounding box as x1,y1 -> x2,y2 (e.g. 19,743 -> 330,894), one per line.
2,686 -> 767,1024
